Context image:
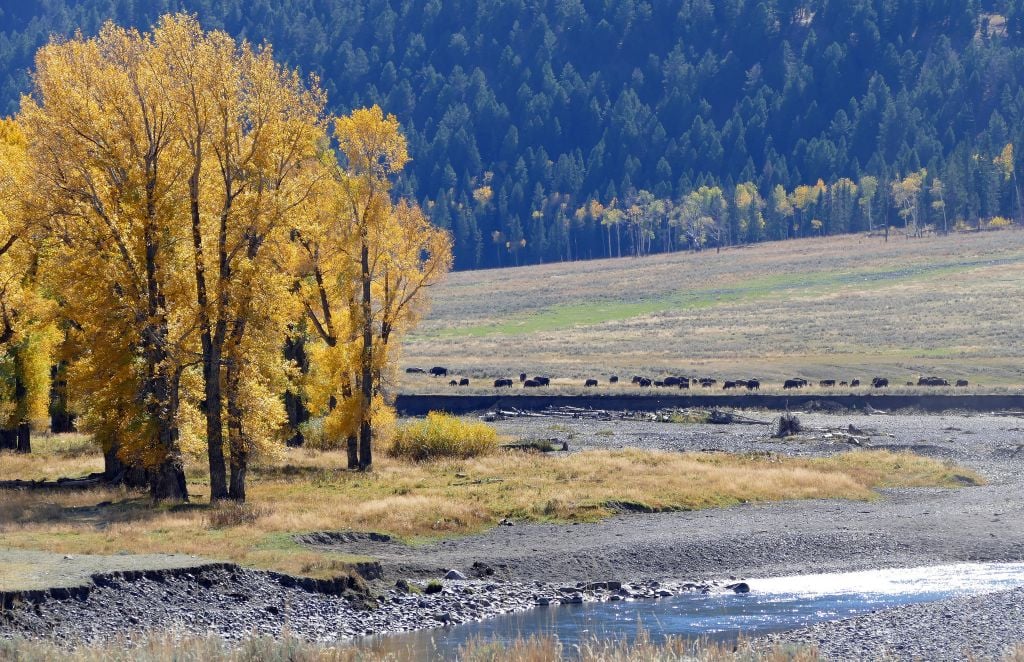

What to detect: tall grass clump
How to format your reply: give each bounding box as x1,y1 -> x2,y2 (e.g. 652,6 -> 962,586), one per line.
389,412 -> 498,461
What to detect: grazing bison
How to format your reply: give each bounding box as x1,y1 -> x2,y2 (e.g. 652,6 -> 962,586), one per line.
654,381 -> 665,387
678,379 -> 690,389
631,375 -> 644,384
871,377 -> 889,388
819,379 -> 836,388
429,366 -> 449,377
534,376 -> 551,386
519,373 -> 527,383
459,378 -> 470,386
449,379 -> 458,386
917,376 -> 950,387
699,378 -> 717,388
746,380 -> 760,390
783,379 -> 805,390
839,381 -> 848,387
850,379 -> 861,387
523,379 -> 541,387
956,379 -> 969,387
493,378 -> 514,388
734,379 -> 749,389
664,376 -> 682,387
609,375 -> 619,383
405,367 -> 425,374
637,378 -> 652,387
585,379 -> 598,387
723,381 -> 738,389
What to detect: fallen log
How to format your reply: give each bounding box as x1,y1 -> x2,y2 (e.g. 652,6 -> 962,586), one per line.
0,472 -> 108,491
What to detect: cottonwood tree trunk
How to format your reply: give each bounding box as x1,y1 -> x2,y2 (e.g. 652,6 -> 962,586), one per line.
226,360 -> 247,502
359,238 -> 373,470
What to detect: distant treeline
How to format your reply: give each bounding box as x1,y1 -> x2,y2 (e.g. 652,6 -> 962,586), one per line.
3,0 -> 1024,267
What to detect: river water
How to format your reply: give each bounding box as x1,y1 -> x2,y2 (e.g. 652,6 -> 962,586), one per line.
362,562 -> 1024,657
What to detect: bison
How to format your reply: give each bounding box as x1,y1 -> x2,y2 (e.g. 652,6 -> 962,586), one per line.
533,376 -> 551,386
664,376 -> 682,387
917,376 -> 950,387
723,381 -> 738,389
637,378 -> 652,387
631,375 -> 644,384
524,379 -> 541,388
459,378 -> 470,386
678,379 -> 690,389
850,379 -> 861,387
448,379 -> 458,386
493,378 -> 514,388
956,379 -> 969,387
783,379 -> 805,390
819,379 -> 836,388
746,380 -> 760,390
585,379 -> 598,387
609,375 -> 619,384
654,380 -> 665,387
699,378 -> 717,388
405,367 -> 425,374
429,366 -> 449,377
519,373 -> 528,382
871,377 -> 889,388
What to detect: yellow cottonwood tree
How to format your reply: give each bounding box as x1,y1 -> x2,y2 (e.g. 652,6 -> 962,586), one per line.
154,14 -> 327,500
0,118 -> 57,444
295,107 -> 451,470
21,22 -> 196,499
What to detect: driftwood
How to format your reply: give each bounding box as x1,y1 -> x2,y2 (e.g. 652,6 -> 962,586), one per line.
773,413 -> 802,438
0,471 -> 108,491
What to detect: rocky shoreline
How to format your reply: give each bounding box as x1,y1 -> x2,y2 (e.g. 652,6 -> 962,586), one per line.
0,560 -> 747,646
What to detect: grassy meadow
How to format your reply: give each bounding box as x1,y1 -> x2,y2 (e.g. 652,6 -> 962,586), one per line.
403,230 -> 1024,391
0,433 -> 980,579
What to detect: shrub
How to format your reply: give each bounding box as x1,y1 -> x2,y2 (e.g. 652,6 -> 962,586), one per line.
424,579 -> 443,594
207,503 -> 271,529
988,216 -> 1013,229
389,412 -> 498,461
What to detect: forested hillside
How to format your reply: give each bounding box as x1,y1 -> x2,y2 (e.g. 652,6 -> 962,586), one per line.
3,1 -> 1024,269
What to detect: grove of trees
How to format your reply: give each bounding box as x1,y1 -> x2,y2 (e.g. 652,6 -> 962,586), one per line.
0,15 -> 451,501
2,1 -> 1024,268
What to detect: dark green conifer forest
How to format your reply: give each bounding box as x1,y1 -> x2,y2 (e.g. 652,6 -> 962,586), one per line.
3,1 -> 1024,269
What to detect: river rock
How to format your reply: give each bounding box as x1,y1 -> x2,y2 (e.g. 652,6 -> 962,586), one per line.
444,569 -> 467,580
727,582 -> 751,594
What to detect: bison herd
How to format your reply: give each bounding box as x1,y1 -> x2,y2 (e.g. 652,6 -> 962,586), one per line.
407,366 -> 970,391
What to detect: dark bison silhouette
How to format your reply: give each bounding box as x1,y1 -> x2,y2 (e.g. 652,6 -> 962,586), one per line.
871,377 -> 889,388
654,381 -> 665,387
850,379 -> 861,387
723,381 -> 738,389
524,379 -> 541,387
585,379 -> 598,387
429,366 -> 448,377
519,373 -> 527,382
698,378 -> 717,388
783,379 -> 807,389
637,378 -> 652,387
819,379 -> 836,388
459,378 -> 470,386
956,379 -> 969,387
609,375 -> 619,383
533,376 -> 551,386
631,375 -> 645,384
917,376 -> 950,387
405,367 -> 425,374
493,378 -> 513,388
678,379 -> 690,389
746,380 -> 760,390
448,380 -> 458,386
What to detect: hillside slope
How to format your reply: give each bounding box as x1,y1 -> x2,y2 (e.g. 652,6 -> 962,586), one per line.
403,230 -> 1024,388
3,2 -> 1024,269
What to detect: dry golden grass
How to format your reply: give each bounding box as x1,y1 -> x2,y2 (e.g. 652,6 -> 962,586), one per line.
0,432 -> 101,481
0,632 -> 822,662
403,230 -> 1024,389
0,438 -> 980,577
